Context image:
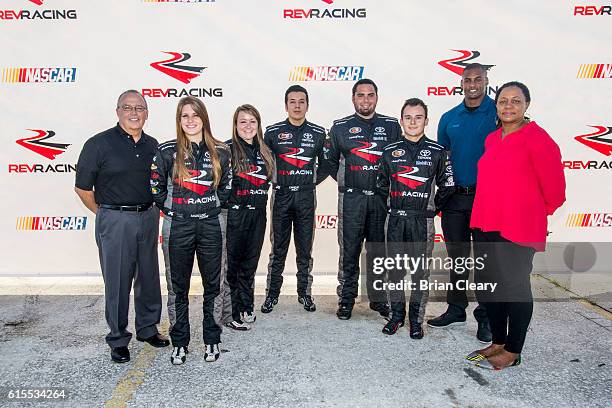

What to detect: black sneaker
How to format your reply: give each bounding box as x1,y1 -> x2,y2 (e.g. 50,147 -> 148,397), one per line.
382,320 -> 404,335
298,296 -> 316,312
170,346 -> 188,365
336,303 -> 352,320
224,320 -> 250,331
369,302 -> 391,318
476,320 -> 492,343
409,322 -> 424,339
426,311 -> 467,328
260,297 -> 278,314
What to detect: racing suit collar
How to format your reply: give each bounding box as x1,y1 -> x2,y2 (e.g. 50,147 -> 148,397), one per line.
284,118 -> 308,131
353,113 -> 378,126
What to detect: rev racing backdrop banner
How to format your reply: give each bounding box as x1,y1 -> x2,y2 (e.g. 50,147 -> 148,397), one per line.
0,0 -> 610,275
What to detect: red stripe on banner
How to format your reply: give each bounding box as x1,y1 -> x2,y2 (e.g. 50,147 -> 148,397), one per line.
19,68 -> 25,83
582,213 -> 590,227
33,217 -> 39,230
594,64 -> 603,79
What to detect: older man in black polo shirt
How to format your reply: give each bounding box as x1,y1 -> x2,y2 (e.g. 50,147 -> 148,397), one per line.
75,90 -> 169,363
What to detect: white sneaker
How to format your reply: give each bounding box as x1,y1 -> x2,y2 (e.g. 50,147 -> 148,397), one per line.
224,320 -> 251,331
170,346 -> 188,365
204,344 -> 220,362
241,311 -> 256,323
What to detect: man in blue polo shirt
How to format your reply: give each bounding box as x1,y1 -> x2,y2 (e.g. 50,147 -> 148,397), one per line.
427,63 -> 497,343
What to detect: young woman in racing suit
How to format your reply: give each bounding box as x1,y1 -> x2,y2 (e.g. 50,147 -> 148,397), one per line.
221,104 -> 274,330
151,96 -> 231,365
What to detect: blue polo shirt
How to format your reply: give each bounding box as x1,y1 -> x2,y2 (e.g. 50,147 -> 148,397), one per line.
437,95 -> 497,187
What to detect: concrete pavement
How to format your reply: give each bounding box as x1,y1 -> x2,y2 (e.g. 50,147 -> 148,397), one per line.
0,275 -> 610,407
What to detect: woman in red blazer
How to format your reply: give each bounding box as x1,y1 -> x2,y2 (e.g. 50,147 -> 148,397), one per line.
467,81 -> 566,370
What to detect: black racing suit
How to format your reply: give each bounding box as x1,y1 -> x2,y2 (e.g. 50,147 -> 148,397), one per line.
264,119 -> 327,299
151,140 -> 231,347
328,113 -> 401,306
225,138 -> 270,319
377,136 -> 455,324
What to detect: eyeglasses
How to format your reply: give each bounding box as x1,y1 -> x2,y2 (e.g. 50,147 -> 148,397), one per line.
119,105 -> 147,113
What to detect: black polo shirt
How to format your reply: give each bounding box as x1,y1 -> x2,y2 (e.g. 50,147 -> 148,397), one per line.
75,124 -> 159,206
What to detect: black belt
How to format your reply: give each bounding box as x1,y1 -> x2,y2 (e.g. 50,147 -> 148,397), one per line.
164,206 -> 221,220
99,203 -> 152,212
456,185 -> 476,195
228,204 -> 266,211
389,208 -> 436,218
339,186 -> 375,196
273,184 -> 315,192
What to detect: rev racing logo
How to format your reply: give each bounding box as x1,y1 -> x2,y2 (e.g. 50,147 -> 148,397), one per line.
237,165 -> 268,187
563,126 -> 612,170
391,166 -> 428,189
573,5 -> 611,15
0,0 -> 77,21
350,141 -> 382,165
288,66 -> 364,81
143,52 -> 222,98
279,148 -> 312,169
9,129 -> 75,174
427,50 -> 497,97
284,0 -> 366,19
176,170 -> 212,195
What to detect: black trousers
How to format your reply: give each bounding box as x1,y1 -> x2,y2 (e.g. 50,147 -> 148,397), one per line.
441,192 -> 487,322
266,189 -> 315,298
226,208 -> 267,320
387,215 -> 434,324
473,230 -> 535,354
162,215 -> 222,347
95,206 -> 162,348
336,192 -> 387,305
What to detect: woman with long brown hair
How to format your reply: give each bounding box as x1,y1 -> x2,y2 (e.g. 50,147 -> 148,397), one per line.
151,96 -> 231,364
222,104 -> 274,330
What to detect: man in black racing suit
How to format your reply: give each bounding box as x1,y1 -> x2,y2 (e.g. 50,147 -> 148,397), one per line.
328,78 -> 402,320
261,85 -> 328,314
376,98 -> 455,338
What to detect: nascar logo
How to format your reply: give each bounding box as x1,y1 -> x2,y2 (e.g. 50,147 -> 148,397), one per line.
1,67 -> 76,83
566,213 -> 612,227
349,127 -> 362,134
316,215 -> 337,229
279,133 -> 293,140
392,149 -> 405,158
576,64 -> 612,79
16,216 -> 87,231
288,66 -> 364,81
